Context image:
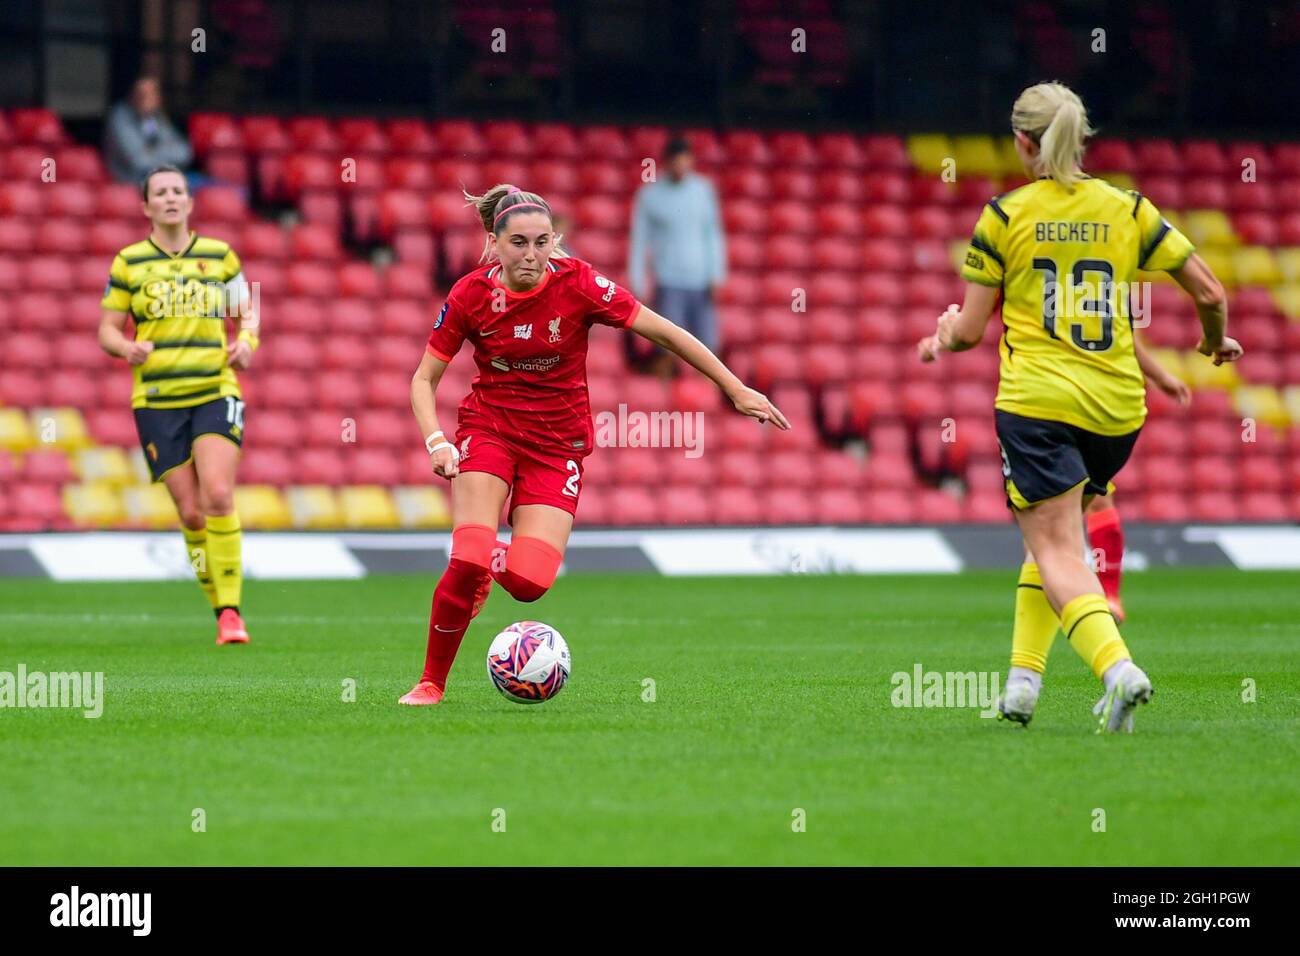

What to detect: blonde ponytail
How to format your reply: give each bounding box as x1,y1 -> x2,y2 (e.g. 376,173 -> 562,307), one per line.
1011,82 -> 1094,189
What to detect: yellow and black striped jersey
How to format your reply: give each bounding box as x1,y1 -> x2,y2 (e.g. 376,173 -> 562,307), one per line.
101,233 -> 248,410
960,176 -> 1194,435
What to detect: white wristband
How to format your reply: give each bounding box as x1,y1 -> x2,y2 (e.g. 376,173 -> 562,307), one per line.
424,430 -> 445,454
428,441 -> 457,460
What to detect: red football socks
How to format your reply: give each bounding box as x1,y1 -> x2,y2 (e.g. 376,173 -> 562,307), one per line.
1087,506 -> 1124,601
492,535 -> 563,603
421,523 -> 495,688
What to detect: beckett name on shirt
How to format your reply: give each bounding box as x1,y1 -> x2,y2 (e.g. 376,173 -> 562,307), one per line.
1035,221 -> 1111,243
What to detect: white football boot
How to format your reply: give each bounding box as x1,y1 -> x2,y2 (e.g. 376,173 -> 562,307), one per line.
997,677 -> 1039,727
1093,661 -> 1153,733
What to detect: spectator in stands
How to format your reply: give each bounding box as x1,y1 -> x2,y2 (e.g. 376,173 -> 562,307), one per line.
103,77 -> 194,184
627,136 -> 726,372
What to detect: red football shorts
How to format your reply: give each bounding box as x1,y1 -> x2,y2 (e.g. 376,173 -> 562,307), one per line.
453,426 -> 585,517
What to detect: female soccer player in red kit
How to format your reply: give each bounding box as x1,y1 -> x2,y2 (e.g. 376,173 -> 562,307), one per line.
399,185 -> 788,705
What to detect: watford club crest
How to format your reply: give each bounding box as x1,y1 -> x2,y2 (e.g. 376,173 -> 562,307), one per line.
146,442 -> 158,461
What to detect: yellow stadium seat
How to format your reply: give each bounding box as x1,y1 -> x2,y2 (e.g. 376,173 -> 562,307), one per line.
392,485 -> 453,529
27,407 -> 91,451
1234,385 -> 1289,429
1196,247 -> 1236,288
63,483 -> 125,527
121,484 -> 178,528
234,485 -> 291,529
126,447 -> 153,485
1147,347 -> 1186,381
1231,247 -> 1282,287
339,485 -> 400,529
1182,353 -> 1240,390
994,137 -> 1022,177
1275,248 -> 1300,284
1283,386 -> 1300,425
285,485 -> 342,529
907,133 -> 953,175
76,446 -> 133,486
1272,284 -> 1300,318
1098,172 -> 1136,191
1181,210 -> 1238,249
0,408 -> 35,452
952,135 -> 1002,178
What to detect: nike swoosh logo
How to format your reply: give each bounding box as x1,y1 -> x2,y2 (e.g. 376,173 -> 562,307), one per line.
434,625 -> 462,633
479,329 -> 500,337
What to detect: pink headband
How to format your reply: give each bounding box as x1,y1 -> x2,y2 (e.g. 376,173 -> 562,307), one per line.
493,200 -> 547,225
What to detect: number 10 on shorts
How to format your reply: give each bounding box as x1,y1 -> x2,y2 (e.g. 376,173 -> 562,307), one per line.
225,397 -> 245,429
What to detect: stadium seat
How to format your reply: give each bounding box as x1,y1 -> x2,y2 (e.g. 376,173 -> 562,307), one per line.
120,484 -> 179,528
62,483 -> 124,526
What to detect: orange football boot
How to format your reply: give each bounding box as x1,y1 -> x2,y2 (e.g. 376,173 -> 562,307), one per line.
216,608 -> 250,645
398,681 -> 444,706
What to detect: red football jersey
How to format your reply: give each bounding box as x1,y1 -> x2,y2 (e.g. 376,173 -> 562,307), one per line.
425,256 -> 642,455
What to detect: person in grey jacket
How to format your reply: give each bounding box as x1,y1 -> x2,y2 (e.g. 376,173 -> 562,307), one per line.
104,77 -> 193,184
627,136 -> 727,362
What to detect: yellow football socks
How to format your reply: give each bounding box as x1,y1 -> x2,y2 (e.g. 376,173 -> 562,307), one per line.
1009,563 -> 1059,673
181,526 -> 218,610
1061,592 -> 1130,679
205,512 -> 244,610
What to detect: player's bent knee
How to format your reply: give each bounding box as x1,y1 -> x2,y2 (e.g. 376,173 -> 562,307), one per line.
200,482 -> 235,515
449,523 -> 497,571
496,536 -> 562,602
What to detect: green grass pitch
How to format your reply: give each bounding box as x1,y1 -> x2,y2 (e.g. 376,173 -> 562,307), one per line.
1,568 -> 1297,866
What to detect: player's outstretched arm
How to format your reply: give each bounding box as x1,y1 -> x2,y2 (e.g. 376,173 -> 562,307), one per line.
98,309 -> 153,365
1169,253 -> 1241,366
918,282 -> 1000,361
628,305 -> 789,429
411,350 -> 460,478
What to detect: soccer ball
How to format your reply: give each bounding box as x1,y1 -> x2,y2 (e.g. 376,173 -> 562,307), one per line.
486,621 -> 571,704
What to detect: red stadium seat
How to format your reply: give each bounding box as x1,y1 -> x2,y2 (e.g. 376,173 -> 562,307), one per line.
814,133 -> 865,169
385,119 -> 436,155
286,262 -> 338,298
10,107 -> 65,146
22,450 -> 74,485
84,408 -> 138,447
89,219 -> 141,255
1183,140 -> 1229,176
283,154 -> 337,197
96,184 -> 142,219
384,263 -> 433,299
206,150 -> 249,185
763,488 -> 815,526
864,490 -> 917,523
768,131 -> 817,167
712,487 -> 762,525
378,189 -> 429,237
659,488 -> 712,526
1135,140 -> 1182,176
863,205 -> 909,238
1086,139 -> 1137,174
575,126 -> 630,163
240,219 -> 291,257
47,182 -> 96,218
10,484 -> 65,528
862,135 -> 909,171
290,223 -> 341,260
35,220 -> 87,254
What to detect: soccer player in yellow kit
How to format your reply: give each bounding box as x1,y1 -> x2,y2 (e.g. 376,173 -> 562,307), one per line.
98,164 -> 260,645
918,82 -> 1242,732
